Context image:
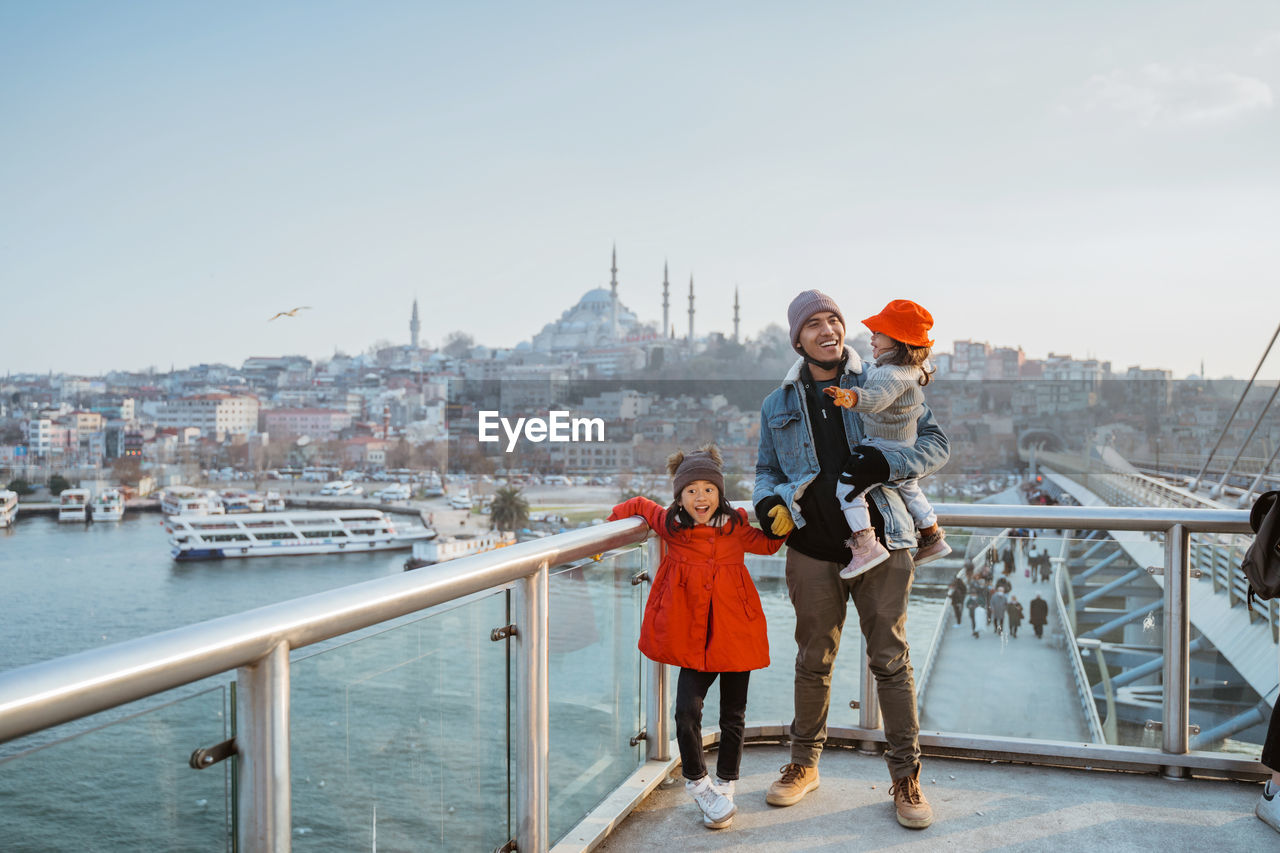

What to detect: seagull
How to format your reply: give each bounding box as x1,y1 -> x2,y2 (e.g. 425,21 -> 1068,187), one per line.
268,306 -> 311,321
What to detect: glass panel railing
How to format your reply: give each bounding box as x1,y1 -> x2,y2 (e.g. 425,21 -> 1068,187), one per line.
548,547 -> 646,844
917,531 -> 1107,743
0,686 -> 230,852
288,590 -> 510,852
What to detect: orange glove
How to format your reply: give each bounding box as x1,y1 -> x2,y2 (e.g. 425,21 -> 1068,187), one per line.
823,386 -> 859,408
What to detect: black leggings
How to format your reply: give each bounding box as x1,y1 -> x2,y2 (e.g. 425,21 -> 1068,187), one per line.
675,668 -> 750,781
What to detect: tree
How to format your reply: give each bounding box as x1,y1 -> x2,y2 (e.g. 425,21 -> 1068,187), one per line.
490,486 -> 529,532
6,478 -> 32,495
111,456 -> 142,486
443,331 -> 474,359
48,474 -> 71,496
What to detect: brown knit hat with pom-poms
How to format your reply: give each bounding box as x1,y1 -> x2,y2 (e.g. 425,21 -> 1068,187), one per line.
668,444 -> 725,499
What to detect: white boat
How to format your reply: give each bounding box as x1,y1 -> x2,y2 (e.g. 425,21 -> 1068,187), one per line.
404,530 -> 514,570
90,488 -> 125,522
264,492 -> 286,512
58,488 -> 90,523
246,494 -> 266,513
0,489 -> 17,528
167,509 -> 436,560
219,490 -> 252,513
160,486 -> 214,517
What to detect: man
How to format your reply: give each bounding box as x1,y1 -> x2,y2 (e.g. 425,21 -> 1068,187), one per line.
1029,593 -> 1048,639
754,290 -> 949,829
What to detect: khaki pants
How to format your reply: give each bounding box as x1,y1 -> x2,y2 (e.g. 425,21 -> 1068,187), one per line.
785,547 -> 920,780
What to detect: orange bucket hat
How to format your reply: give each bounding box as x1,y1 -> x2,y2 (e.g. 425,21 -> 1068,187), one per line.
862,299 -> 934,348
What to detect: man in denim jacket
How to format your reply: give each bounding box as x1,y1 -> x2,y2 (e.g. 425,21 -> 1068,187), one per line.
754,289 -> 949,829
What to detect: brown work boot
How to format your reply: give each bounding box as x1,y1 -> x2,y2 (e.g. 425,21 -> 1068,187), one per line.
889,767 -> 933,828
765,762 -> 820,806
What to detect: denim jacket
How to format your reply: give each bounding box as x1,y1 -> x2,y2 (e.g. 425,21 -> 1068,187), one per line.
753,347 -> 950,551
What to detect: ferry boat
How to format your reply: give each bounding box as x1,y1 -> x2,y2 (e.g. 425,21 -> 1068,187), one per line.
404,529 -> 514,570
159,486 -> 215,517
90,488 -> 125,522
0,489 -> 17,528
219,490 -> 252,513
57,488 -> 90,523
167,509 -> 436,561
263,492 -> 286,512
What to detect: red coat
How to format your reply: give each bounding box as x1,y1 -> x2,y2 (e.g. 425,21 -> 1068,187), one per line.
608,496 -> 784,672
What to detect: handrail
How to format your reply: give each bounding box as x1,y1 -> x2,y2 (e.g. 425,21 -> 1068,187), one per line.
0,501 -> 1260,851
0,517 -> 650,744
1052,544 -> 1106,744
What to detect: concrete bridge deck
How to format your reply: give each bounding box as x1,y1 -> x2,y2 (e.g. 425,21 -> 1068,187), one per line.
595,742 -> 1273,851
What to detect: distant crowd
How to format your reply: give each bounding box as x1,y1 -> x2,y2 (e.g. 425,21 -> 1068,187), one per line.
947,531 -> 1051,640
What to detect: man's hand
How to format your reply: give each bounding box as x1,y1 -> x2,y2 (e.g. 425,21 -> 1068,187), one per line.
754,495 -> 795,538
823,386 -> 859,408
838,444 -> 891,496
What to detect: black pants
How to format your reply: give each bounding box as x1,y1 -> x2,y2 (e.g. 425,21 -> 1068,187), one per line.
1262,700 -> 1280,771
675,668 -> 750,781
951,600 -> 963,625
1033,623 -> 1044,638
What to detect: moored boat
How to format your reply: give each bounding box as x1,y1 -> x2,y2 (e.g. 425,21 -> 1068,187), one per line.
263,492 -> 286,512
160,486 -> 214,517
58,488 -> 90,523
219,490 -> 252,513
404,530 -> 514,570
168,509 -> 436,560
90,488 -> 125,522
0,489 -> 17,528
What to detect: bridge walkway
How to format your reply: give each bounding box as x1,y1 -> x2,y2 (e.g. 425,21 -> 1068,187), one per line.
919,544 -> 1091,742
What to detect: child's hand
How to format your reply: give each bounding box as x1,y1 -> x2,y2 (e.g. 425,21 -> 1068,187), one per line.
823,386 -> 859,408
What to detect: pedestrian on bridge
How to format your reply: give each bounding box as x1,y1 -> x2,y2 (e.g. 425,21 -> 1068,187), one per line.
1007,596 -> 1023,638
1029,594 -> 1048,639
948,575 -> 966,627
990,587 -> 1008,635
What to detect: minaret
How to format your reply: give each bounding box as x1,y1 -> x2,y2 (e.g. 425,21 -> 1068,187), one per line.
410,298 -> 420,349
610,245 -> 619,341
687,275 -> 695,342
733,286 -> 740,343
662,262 -> 670,340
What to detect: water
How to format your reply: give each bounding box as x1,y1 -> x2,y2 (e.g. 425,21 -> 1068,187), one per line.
0,515 -> 945,850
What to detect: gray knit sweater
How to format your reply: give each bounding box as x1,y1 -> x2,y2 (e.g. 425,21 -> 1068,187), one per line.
849,361 -> 924,444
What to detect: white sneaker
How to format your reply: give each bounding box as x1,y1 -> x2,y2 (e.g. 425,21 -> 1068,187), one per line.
1258,782 -> 1280,833
687,776 -> 735,828
706,778 -> 736,828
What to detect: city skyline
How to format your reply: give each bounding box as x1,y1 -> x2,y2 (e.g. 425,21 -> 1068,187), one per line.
3,3 -> 1279,380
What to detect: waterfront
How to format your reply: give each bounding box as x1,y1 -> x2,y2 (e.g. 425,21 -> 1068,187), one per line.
0,511 -> 945,850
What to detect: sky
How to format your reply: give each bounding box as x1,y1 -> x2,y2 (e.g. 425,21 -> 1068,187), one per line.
2,1 -> 1278,380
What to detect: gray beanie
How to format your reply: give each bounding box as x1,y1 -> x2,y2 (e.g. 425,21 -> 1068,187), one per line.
787,290 -> 845,349
668,445 -> 725,499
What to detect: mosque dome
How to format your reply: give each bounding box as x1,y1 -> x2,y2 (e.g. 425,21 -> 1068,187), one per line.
530,286 -> 647,352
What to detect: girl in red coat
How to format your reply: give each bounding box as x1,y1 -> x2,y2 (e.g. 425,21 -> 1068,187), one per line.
609,444 -> 785,829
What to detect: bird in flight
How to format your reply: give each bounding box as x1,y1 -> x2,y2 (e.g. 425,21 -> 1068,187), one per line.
268,306 -> 311,321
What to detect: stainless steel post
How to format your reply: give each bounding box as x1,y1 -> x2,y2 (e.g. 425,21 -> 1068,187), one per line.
645,538 -> 670,761
1162,524 -> 1191,779
236,642 -> 291,853
515,563 -> 550,852
858,631 -> 881,754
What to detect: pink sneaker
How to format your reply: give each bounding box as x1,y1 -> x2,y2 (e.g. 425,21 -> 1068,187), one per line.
914,527 -> 952,566
840,528 -> 890,579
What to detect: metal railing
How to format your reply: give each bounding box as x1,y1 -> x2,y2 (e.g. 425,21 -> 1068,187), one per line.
0,518 -> 653,853
0,502 -> 1262,852
1038,458 -> 1279,641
